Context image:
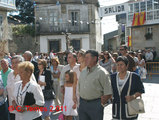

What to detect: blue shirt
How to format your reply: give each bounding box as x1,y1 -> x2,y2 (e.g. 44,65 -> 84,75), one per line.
0,74 -> 7,106
1,68 -> 12,88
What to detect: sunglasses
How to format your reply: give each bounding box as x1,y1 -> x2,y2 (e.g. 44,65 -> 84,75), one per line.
120,49 -> 125,51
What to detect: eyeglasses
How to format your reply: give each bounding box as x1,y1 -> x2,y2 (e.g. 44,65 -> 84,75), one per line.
120,49 -> 125,51
38,63 -> 42,65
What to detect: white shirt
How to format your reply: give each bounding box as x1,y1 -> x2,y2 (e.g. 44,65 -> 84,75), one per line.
145,52 -> 153,61
117,71 -> 130,92
134,57 -> 139,64
50,52 -> 55,59
60,63 -> 79,86
50,65 -> 64,81
73,64 -> 81,79
13,80 -> 44,120
7,71 -> 37,114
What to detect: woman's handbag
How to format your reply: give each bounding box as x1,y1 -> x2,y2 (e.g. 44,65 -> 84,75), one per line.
127,73 -> 145,115
23,92 -> 35,105
43,89 -> 56,100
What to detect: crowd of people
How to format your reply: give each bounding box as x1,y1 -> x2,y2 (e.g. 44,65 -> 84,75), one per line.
1,45 -> 157,120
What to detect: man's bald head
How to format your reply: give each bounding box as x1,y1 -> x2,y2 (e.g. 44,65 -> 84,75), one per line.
23,51 -> 33,61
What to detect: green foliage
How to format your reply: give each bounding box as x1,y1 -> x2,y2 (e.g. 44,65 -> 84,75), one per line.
10,0 -> 35,24
12,25 -> 35,37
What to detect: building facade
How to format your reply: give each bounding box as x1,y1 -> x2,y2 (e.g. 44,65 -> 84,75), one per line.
35,0 -> 102,53
115,0 -> 159,54
127,0 -> 159,54
103,30 -> 120,51
0,0 -> 16,55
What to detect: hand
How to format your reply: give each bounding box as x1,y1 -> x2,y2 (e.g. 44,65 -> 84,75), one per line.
0,89 -> 4,95
12,100 -> 17,109
18,106 -> 26,113
61,86 -> 64,94
125,95 -> 135,102
72,104 -> 76,109
38,81 -> 46,86
73,96 -> 77,104
101,95 -> 112,105
20,106 -> 27,113
101,95 -> 108,105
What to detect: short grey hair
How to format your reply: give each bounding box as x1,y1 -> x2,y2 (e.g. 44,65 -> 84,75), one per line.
11,55 -> 24,62
0,59 -> 9,64
24,51 -> 33,58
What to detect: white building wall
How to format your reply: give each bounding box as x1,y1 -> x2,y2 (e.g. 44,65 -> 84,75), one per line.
40,34 -> 90,53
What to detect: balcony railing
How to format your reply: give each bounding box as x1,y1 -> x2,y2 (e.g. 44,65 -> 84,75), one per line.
36,23 -> 90,35
0,0 -> 16,11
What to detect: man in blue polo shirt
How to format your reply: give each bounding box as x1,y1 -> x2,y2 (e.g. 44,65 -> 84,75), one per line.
1,59 -> 12,88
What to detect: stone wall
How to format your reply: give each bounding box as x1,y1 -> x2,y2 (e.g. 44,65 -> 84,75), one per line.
131,24 -> 159,56
8,35 -> 40,54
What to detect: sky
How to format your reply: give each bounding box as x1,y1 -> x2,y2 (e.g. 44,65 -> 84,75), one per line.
99,0 -> 129,34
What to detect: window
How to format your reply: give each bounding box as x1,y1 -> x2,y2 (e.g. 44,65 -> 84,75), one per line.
147,11 -> 153,20
48,10 -> 58,26
0,15 -> 3,25
147,27 -> 153,34
140,2 -> 146,12
154,10 -> 159,19
70,11 -> 80,26
49,40 -> 60,53
134,3 -> 139,12
145,27 -> 153,40
38,9 -> 48,23
71,40 -> 81,51
128,14 -> 133,22
154,0 -> 159,9
8,0 -> 14,5
147,0 -> 153,11
128,4 -> 133,13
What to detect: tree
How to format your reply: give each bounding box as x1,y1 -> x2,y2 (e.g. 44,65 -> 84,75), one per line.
10,0 -> 35,24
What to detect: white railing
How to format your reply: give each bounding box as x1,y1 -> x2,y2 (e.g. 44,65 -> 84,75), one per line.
0,0 -> 16,10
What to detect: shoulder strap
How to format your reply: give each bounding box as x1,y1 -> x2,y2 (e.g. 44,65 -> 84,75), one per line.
127,72 -> 132,96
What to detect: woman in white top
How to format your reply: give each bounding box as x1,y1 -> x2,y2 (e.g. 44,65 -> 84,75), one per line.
73,50 -> 86,107
7,55 -> 37,120
138,53 -> 147,79
50,57 -> 63,106
12,61 -> 44,120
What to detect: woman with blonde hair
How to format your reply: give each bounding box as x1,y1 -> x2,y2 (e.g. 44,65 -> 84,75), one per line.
12,61 -> 44,120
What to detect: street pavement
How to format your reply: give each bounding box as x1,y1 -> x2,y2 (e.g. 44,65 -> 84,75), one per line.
51,75 -> 159,120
